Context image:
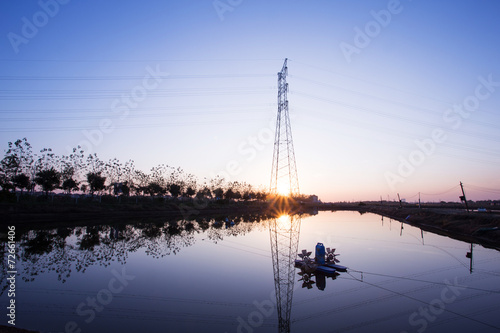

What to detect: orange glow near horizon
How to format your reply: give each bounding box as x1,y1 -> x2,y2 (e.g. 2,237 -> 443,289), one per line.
278,214 -> 290,222
276,183 -> 291,197
276,214 -> 292,228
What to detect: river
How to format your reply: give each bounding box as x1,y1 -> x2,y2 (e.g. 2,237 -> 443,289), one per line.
1,210 -> 500,332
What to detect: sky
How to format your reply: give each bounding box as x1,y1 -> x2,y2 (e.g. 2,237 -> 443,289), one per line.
1,0 -> 500,202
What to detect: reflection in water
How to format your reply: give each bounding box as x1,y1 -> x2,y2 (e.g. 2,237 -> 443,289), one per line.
269,214 -> 301,333
1,211 -> 499,332
0,214 -> 273,295
298,271 -> 339,291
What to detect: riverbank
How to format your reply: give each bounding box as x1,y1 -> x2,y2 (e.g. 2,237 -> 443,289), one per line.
0,325 -> 39,333
321,202 -> 500,250
0,199 -> 273,228
2,198 -> 500,249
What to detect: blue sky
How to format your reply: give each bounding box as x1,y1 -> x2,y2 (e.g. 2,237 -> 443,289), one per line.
1,0 -> 500,202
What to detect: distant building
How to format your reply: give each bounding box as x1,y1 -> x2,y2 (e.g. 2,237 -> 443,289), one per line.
309,195 -> 319,203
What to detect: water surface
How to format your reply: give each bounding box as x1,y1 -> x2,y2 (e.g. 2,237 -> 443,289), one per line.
2,211 -> 500,332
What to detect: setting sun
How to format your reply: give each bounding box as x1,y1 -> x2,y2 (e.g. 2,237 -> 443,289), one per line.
277,183 -> 291,196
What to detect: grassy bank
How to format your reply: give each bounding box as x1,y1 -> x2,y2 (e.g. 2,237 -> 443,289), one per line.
0,197 -> 272,227
0,193 -> 311,229
321,202 -> 500,249
3,195 -> 500,249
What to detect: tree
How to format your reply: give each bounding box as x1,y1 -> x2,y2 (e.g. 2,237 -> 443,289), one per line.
85,153 -> 105,174
169,184 -> 181,198
184,186 -> 196,198
0,173 -> 13,192
35,168 -> 61,195
62,178 -> 79,194
196,186 -> 212,200
35,148 -> 59,173
213,187 -> 224,200
59,146 -> 85,194
255,189 -> 268,201
1,138 -> 34,191
147,182 -> 166,196
133,170 -> 150,196
224,188 -> 241,201
121,182 -> 130,196
86,172 -> 106,196
224,188 -> 235,200
12,173 -> 30,193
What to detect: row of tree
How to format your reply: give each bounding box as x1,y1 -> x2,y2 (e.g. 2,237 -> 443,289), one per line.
0,138 -> 269,201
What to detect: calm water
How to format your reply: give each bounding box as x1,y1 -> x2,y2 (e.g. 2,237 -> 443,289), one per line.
2,211 -> 500,333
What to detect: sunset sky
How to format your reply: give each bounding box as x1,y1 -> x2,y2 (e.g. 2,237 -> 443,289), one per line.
1,0 -> 500,202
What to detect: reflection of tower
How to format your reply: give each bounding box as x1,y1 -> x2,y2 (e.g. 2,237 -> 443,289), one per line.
269,214 -> 301,333
270,58 -> 299,196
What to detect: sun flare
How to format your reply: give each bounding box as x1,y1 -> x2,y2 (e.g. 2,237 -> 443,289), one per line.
276,184 -> 290,196
276,214 -> 292,227
278,214 -> 290,222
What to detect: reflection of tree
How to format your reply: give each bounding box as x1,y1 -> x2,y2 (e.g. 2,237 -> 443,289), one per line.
25,231 -> 53,255
0,242 -> 10,296
78,227 -> 100,250
144,221 -> 196,258
0,212 -> 277,288
19,229 -> 73,284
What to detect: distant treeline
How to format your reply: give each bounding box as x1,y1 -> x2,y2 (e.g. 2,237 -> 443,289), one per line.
0,138 -> 271,201
0,138 -> 315,202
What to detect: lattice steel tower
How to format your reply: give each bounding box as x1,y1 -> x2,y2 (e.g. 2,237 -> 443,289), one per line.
269,214 -> 301,333
268,59 -> 302,333
270,58 -> 300,197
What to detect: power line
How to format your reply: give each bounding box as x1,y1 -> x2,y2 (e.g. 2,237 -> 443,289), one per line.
344,271 -> 500,331
289,59 -> 497,111
0,118 -> 265,132
0,58 -> 282,63
420,185 -> 461,196
0,103 -> 275,114
291,74 -> 500,130
0,73 -> 274,81
293,90 -> 500,144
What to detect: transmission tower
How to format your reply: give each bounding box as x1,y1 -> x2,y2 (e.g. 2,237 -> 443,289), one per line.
269,214 -> 301,333
268,59 -> 302,333
270,58 -> 300,197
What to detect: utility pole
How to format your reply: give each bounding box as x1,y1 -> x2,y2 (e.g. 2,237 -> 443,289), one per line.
460,181 -> 469,212
418,192 -> 421,209
466,243 -> 473,274
397,193 -> 402,208
270,58 -> 299,197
